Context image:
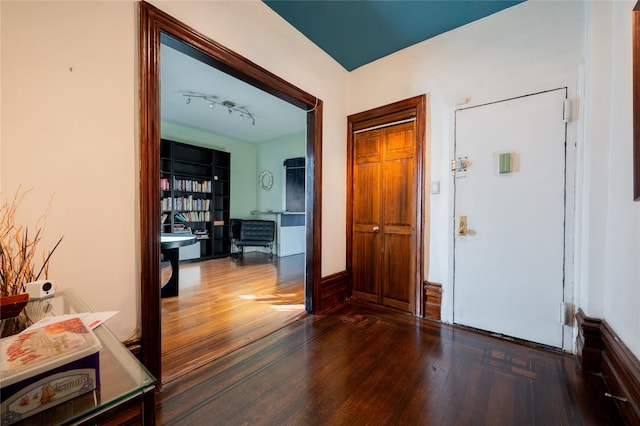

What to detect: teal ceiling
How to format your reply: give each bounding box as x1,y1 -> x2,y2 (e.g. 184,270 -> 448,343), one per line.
263,0 -> 525,71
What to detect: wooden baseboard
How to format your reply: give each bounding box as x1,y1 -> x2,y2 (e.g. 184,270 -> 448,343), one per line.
601,321 -> 640,423
123,338 -> 143,362
576,308 -> 640,424
575,309 -> 604,372
319,271 -> 349,312
423,281 -> 442,320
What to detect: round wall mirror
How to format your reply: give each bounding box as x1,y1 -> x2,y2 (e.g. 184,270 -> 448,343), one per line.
258,170 -> 274,190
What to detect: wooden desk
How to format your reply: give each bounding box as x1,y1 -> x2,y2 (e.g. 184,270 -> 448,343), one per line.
160,234 -> 197,298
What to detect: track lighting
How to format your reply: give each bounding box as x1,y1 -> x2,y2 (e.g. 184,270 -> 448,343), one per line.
182,93 -> 256,126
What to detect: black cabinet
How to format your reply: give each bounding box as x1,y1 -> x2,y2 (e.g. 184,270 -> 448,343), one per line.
212,151 -> 231,257
161,139 -> 231,260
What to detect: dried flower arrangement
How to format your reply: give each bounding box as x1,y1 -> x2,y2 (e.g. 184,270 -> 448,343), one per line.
0,189 -> 63,336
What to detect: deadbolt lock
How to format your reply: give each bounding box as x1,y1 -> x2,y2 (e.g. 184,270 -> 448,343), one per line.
451,157 -> 468,172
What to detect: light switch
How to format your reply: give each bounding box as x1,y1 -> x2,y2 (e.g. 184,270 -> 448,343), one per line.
430,181 -> 440,194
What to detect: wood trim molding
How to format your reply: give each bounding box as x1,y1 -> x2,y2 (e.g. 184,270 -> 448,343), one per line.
319,271 -> 349,312
123,338 -> 143,362
601,321 -> 640,423
424,281 -> 442,321
575,308 -> 603,373
576,308 -> 640,423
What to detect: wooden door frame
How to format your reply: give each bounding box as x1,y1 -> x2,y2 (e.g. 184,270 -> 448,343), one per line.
139,2 -> 323,386
346,95 -> 427,315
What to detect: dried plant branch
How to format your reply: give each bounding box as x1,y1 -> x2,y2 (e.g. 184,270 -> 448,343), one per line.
0,188 -> 63,297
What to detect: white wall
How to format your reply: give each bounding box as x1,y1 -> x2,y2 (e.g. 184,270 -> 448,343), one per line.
350,0 -> 585,334
0,1 -> 3,190
1,1 -> 139,340
350,0 -> 640,359
595,0 -> 640,358
1,1 -> 349,341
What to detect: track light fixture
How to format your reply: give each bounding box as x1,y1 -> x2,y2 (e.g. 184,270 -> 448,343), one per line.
183,93 -> 256,126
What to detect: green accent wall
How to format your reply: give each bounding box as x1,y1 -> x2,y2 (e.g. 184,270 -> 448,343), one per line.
256,131 -> 306,213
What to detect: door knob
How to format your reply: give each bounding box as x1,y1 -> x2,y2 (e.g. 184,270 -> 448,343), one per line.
373,226 -> 380,233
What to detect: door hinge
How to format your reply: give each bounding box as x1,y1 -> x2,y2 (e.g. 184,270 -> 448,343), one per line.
563,99 -> 572,123
560,302 -> 575,326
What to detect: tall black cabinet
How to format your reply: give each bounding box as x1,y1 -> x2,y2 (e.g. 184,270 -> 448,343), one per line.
160,139 -> 231,260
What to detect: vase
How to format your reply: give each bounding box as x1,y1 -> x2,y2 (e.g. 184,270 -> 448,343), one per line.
0,311 -> 31,338
0,293 -> 30,337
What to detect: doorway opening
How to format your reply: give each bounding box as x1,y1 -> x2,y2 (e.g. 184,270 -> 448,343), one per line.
158,33 -> 308,382
140,2 -> 323,387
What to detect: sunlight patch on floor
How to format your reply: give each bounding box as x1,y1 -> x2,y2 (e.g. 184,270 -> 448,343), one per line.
239,293 -> 300,301
179,266 -> 202,287
270,304 -> 305,311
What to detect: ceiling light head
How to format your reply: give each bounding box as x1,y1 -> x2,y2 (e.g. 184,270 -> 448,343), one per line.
209,102 -> 214,108
185,96 -> 191,104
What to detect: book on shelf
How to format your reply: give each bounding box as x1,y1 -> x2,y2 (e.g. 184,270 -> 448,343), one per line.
160,178 -> 170,191
173,178 -> 212,193
172,225 -> 191,234
161,197 -> 172,211
174,211 -> 210,222
172,230 -> 191,234
193,229 -> 209,239
170,196 -> 211,212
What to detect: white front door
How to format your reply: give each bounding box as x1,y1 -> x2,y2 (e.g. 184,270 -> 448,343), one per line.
453,89 -> 567,348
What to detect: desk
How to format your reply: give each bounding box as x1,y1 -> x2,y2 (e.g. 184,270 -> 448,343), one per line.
1,289 -> 156,425
160,234 -> 197,298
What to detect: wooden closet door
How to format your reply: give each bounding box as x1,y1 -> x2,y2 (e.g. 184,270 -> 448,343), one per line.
352,129 -> 382,302
352,121 -> 417,312
381,122 -> 416,312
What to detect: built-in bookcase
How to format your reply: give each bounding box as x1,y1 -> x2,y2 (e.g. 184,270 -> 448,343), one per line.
161,139 -> 231,260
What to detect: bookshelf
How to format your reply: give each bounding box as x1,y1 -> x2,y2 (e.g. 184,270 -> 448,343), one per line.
160,139 -> 231,260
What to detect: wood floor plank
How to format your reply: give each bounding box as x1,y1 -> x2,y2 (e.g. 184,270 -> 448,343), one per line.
157,303 -> 623,425
161,252 -> 305,382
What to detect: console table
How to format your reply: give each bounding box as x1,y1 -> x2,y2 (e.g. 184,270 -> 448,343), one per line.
1,289 -> 156,425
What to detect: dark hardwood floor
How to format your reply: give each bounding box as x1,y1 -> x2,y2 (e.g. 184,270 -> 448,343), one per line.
161,252 -> 305,383
157,301 -> 624,425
